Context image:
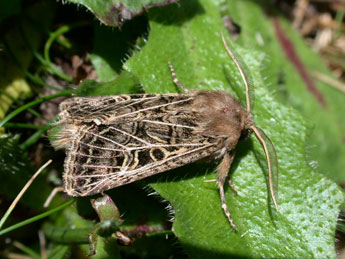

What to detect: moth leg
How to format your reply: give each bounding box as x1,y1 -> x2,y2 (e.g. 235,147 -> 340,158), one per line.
227,150 -> 238,194
168,61 -> 191,93
228,179 -> 238,194
205,178 -> 238,194
217,152 -> 238,231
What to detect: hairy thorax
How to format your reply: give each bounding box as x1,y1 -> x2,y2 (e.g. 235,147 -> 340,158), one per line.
191,90 -> 253,150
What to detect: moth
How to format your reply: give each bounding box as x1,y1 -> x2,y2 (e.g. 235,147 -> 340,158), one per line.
52,33 -> 279,231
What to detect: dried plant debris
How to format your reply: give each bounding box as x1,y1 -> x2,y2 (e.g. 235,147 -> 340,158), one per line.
290,0 -> 345,82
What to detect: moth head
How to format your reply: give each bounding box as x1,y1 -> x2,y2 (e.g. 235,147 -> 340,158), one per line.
211,90 -> 254,139
193,90 -> 253,138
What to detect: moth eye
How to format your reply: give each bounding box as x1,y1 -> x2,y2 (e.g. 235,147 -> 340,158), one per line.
150,148 -> 167,161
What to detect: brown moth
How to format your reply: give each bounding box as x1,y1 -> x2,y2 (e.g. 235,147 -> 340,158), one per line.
52,33 -> 279,231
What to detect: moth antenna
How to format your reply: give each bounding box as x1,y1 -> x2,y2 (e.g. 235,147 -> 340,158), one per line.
250,125 -> 279,211
221,32 -> 251,113
168,61 -> 190,93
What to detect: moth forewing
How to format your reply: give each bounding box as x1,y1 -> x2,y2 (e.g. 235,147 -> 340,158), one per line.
54,93 -> 228,197
53,34 -> 279,232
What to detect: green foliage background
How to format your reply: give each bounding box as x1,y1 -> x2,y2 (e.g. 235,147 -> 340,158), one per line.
0,0 -> 344,258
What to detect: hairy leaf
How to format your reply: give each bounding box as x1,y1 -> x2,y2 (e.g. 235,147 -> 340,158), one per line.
221,0 -> 345,183
122,0 -> 344,257
66,0 -> 179,27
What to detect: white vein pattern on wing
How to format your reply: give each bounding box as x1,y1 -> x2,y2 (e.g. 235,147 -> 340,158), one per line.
72,152 -> 122,159
81,165 -> 122,170
127,143 -> 204,151
78,101 -> 126,116
145,131 -> 205,142
79,140 -> 204,152
119,96 -> 158,109
141,119 -> 195,129
72,95 -> 157,111
111,98 -> 193,120
79,142 -> 124,152
78,143 -> 216,192
69,98 -> 114,110
82,143 -> 215,193
86,96 -> 159,116
80,129 -> 128,149
67,98 -> 122,113
108,126 -> 151,145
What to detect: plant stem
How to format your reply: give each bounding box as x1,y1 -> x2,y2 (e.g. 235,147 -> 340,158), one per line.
0,90 -> 73,128
20,129 -> 47,149
4,122 -> 51,130
0,199 -> 75,236
0,160 -> 52,230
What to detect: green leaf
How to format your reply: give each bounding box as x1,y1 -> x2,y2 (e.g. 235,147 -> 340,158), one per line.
89,18 -> 149,81
121,0 -> 344,257
66,0 -> 178,27
76,71 -> 142,96
0,0 -> 21,22
0,135 -> 32,176
47,245 -> 70,259
0,135 -> 52,209
221,0 -> 345,183
0,1 -> 56,126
